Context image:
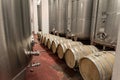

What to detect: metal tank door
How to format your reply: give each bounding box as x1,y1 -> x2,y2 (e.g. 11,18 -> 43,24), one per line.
92,0 -> 120,47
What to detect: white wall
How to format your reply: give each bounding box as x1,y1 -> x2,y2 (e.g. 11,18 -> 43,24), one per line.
33,0 -> 39,34
29,0 -> 34,33
29,0 -> 39,34
29,0 -> 49,34
41,0 -> 49,34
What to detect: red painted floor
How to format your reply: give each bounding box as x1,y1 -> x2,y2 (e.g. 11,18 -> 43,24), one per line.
25,36 -> 83,80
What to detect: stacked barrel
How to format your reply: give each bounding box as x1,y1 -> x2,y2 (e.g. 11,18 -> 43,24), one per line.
38,33 -> 115,80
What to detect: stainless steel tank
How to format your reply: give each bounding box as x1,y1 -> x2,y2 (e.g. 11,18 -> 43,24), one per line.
0,1 -> 11,79
55,0 -> 67,34
65,0 -> 72,35
77,0 -> 93,39
21,0 -> 32,50
54,0 -> 59,32
1,0 -> 31,80
37,4 -> 42,31
49,0 -> 67,34
49,0 -> 56,32
57,0 -> 66,34
71,0 -> 78,35
71,0 -> 93,39
91,0 -> 120,47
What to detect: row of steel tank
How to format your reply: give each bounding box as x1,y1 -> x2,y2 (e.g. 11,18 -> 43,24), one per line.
48,0 -> 120,47
49,0 -> 92,39
0,0 -> 32,80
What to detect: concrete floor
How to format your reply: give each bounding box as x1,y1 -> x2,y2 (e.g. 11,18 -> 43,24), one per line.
25,36 -> 83,80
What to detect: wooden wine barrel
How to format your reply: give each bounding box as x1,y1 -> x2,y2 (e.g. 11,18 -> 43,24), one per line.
41,35 -> 45,44
79,51 -> 115,80
40,34 -> 44,43
41,34 -> 53,44
41,34 -> 48,44
44,35 -> 55,46
57,41 -> 83,59
43,34 -> 53,45
37,32 -> 42,40
51,39 -> 72,54
65,45 -> 99,68
47,36 -> 60,49
44,36 -> 50,46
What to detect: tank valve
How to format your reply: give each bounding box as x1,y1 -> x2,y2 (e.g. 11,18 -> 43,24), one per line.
28,62 -> 41,68
24,49 -> 40,56
97,32 -> 107,40
67,28 -> 71,33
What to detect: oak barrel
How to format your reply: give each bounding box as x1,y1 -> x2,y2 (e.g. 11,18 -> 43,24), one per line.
51,38 -> 68,53
37,32 -> 42,40
57,41 -> 83,59
44,35 -> 55,46
65,45 -> 99,68
40,34 -> 44,43
79,51 -> 115,80
41,34 -> 49,44
47,36 -> 60,49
